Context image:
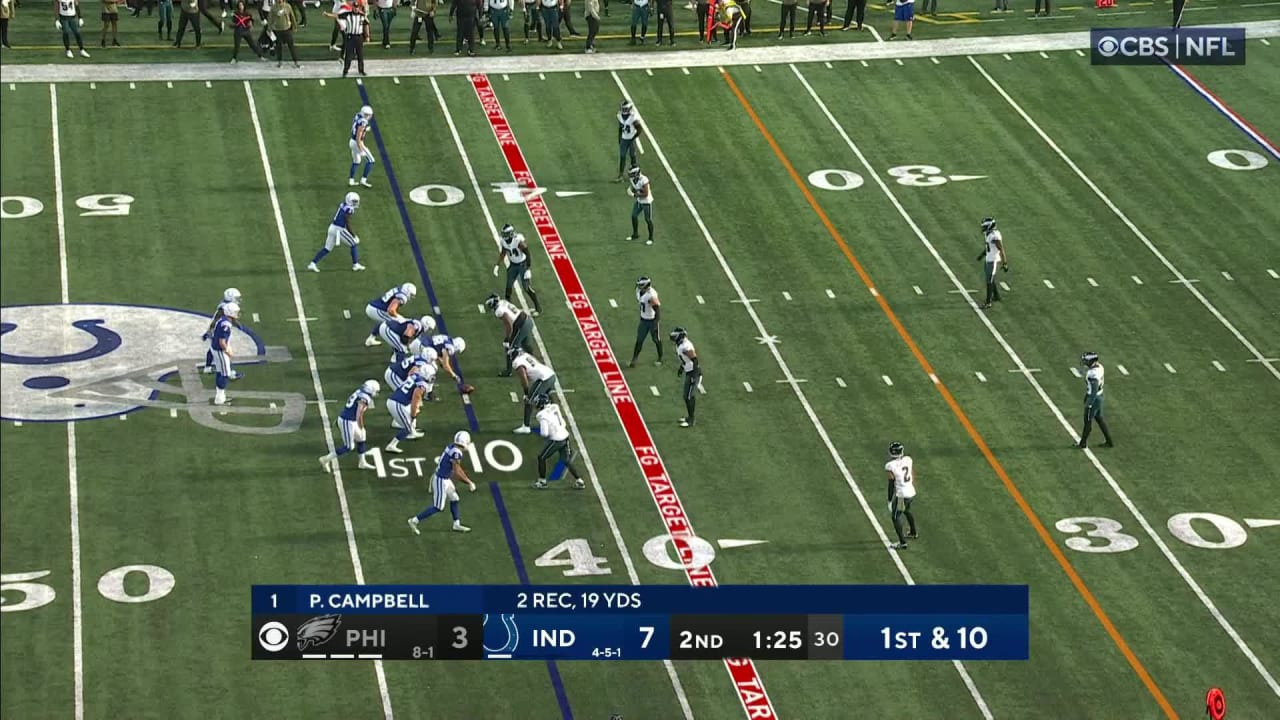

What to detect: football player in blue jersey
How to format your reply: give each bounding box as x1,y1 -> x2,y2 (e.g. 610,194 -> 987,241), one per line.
370,315 -> 436,352
408,431 -> 476,534
385,344 -> 438,395
307,191 -> 365,272
319,380 -> 380,471
364,282 -> 417,345
384,363 -> 435,454
202,287 -> 244,377
427,333 -> 469,386
208,302 -> 240,406
349,105 -> 376,188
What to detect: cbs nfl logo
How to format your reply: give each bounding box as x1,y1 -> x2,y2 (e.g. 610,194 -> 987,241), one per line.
1091,27 -> 1246,66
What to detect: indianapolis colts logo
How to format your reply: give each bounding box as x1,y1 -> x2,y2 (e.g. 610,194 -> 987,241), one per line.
483,614 -> 520,656
0,303 -> 265,423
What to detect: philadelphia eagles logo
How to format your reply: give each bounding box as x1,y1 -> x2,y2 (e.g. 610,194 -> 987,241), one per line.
296,614 -> 343,651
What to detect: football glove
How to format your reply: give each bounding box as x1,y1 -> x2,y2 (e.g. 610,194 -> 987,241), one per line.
492,264 -> 500,277
677,367 -> 684,378
523,269 -> 532,281
201,333 -> 210,341
56,19 -> 62,29
1002,263 -> 1010,273
79,17 -> 84,26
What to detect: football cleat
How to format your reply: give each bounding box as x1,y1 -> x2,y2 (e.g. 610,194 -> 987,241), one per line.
888,441 -> 905,458
357,458 -> 376,470
574,478 -> 586,489
359,178 -> 372,188
384,441 -> 403,454
532,393 -> 551,409
407,517 -> 421,535
318,454 -> 334,471
451,521 -> 472,533
534,479 -> 548,489
364,335 -> 381,347
306,262 -> 320,272
352,263 -> 366,272
513,425 -> 532,435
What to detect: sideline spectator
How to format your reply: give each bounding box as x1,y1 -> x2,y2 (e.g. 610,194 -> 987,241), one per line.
269,0 -> 300,67
287,0 -> 306,27
583,0 -> 598,51
696,0 -> 712,43
326,0 -> 345,51
802,0 -> 826,36
101,0 -> 120,46
488,0 -> 510,50
230,0 -> 263,60
628,0 -> 647,45
741,0 -> 750,36
537,0 -> 559,48
376,0 -> 395,46
838,0 -> 864,30
558,0 -> 577,36
199,0 -> 223,32
173,0 -> 202,46
521,0 -> 540,43
778,0 -> 796,38
56,0 -> 91,57
654,0 -> 673,45
157,0 -> 172,39
0,0 -> 12,49
408,0 -> 439,53
452,0 -> 478,55
888,0 -> 911,39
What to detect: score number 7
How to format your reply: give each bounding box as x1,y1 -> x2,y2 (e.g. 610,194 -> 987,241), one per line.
639,626 -> 654,649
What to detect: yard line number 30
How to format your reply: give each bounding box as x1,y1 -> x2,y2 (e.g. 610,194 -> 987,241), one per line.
1056,512 -> 1251,553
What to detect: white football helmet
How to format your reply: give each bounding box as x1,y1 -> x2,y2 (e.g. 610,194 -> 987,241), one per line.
401,282 -> 418,299
360,105 -> 374,119
451,337 -> 466,355
223,287 -> 242,303
418,346 -> 439,365
361,379 -> 381,396
222,302 -> 241,319
345,191 -> 360,208
419,315 -> 438,334
453,430 -> 472,449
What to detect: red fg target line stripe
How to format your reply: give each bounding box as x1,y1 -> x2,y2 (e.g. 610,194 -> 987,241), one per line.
468,73 -> 779,720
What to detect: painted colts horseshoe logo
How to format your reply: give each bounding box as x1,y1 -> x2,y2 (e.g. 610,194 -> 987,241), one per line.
0,319 -> 123,365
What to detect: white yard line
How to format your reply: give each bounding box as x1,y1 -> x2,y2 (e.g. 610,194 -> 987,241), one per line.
428,77 -> 694,720
794,63 -> 1280,700
969,56 -> 1280,383
51,82 -> 85,720
242,81 -> 395,720
612,70 -> 994,720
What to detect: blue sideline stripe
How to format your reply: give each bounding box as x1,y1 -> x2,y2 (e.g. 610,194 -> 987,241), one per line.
358,83 -> 480,432
490,482 -> 575,720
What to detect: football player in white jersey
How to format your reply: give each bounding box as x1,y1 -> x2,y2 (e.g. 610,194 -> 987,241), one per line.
671,326 -> 700,427
319,380 -> 380,471
974,216 -> 1008,309
628,276 -> 663,367
615,100 -> 643,182
485,292 -> 537,376
202,288 -> 243,376
492,223 -> 543,316
509,348 -> 557,434
884,441 -> 917,549
348,105 -> 376,188
626,165 -> 655,245
1077,351 -> 1114,449
531,394 -> 584,489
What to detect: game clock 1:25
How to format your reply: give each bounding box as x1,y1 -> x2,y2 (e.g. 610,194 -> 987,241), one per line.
753,629 -> 803,651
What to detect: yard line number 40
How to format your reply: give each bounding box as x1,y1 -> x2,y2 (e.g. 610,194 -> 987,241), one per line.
1,564 -> 174,612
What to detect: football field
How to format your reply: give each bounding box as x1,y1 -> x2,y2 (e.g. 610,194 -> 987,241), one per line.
2,22 -> 1280,720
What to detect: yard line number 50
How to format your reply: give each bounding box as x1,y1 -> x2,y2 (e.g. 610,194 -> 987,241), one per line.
1,564 -> 175,612
1,194 -> 136,219
1056,512 -> 1253,554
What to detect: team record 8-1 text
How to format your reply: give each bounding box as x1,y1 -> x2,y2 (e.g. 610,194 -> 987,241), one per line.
251,585 -> 1029,661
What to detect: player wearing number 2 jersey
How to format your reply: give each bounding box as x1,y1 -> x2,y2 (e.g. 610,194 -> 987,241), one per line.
884,441 -> 917,550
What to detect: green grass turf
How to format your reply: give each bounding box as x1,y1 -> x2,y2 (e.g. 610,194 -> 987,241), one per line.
0,0 -> 1275,63
3,37 -> 1279,720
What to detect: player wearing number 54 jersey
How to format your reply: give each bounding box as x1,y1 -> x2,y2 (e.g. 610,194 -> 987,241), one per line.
408,431 -> 476,534
885,442 -> 917,550
319,380 -> 380,472
492,224 -> 543,316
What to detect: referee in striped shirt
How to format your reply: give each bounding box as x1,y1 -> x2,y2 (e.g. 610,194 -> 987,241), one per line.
340,0 -> 369,77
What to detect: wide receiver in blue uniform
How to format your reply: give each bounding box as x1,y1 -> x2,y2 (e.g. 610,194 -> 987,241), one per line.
319,380 -> 380,471
408,431 -> 477,534
349,105 -> 376,188
307,191 -> 365,272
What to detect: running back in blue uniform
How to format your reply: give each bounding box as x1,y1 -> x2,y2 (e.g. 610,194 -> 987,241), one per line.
435,443 -> 464,479
319,381 -> 380,472
308,193 -> 364,272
